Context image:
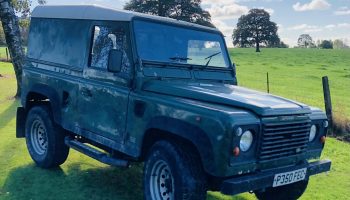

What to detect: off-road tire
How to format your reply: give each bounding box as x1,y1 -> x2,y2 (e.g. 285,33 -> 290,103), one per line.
25,105 -> 69,168
255,180 -> 309,200
143,140 -> 207,200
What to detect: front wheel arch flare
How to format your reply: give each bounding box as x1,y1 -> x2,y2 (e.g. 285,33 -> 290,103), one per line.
142,116 -> 215,175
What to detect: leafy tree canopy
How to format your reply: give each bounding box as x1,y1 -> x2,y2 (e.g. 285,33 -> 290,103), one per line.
319,40 -> 333,49
297,34 -> 315,48
232,9 -> 280,52
124,0 -> 213,27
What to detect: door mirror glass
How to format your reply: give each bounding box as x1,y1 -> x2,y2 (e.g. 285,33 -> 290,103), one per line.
108,49 -> 123,73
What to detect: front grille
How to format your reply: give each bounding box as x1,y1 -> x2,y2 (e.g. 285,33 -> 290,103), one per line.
259,116 -> 311,162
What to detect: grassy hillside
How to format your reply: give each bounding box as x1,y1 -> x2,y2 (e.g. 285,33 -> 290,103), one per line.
230,48 -> 350,120
1,48 -> 350,199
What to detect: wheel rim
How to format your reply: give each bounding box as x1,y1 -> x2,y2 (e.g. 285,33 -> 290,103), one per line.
150,160 -> 175,200
30,118 -> 48,155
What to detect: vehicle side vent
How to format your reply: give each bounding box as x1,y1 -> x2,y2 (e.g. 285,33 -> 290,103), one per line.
259,116 -> 311,162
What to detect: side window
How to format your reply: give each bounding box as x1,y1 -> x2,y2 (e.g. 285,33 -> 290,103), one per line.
91,26 -> 116,69
90,25 -> 131,79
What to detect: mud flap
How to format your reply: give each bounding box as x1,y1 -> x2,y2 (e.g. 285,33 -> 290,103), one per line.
16,107 -> 26,138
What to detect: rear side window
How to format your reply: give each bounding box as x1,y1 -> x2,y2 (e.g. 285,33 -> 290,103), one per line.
27,18 -> 90,69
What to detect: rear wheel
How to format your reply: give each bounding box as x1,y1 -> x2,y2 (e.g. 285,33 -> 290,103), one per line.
25,105 -> 69,168
255,180 -> 309,200
143,140 -> 207,200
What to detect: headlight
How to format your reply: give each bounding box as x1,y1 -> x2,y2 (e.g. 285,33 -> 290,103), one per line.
309,125 -> 317,142
240,130 -> 253,152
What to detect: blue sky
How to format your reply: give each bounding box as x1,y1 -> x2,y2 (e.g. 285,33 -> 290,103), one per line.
32,0 -> 350,47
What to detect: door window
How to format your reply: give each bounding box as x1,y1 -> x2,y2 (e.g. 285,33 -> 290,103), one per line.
90,25 -> 132,79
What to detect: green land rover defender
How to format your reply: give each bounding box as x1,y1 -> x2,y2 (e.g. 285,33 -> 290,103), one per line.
16,5 -> 331,200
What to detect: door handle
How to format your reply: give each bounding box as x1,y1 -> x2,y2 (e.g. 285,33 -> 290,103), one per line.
81,87 -> 92,97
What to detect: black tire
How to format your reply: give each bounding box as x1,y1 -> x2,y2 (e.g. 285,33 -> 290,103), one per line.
143,140 -> 207,200
255,180 -> 309,200
25,105 -> 69,168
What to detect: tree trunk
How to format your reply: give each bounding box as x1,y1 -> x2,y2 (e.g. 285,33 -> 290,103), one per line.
256,41 -> 260,52
158,1 -> 165,16
0,0 -> 25,98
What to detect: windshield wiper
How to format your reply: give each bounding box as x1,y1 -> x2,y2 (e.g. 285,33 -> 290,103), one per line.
169,56 -> 192,62
204,52 -> 221,68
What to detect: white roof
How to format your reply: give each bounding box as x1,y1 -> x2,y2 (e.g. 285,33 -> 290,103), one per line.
32,5 -> 219,32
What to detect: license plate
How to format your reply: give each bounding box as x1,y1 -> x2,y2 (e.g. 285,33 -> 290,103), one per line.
272,168 -> 307,187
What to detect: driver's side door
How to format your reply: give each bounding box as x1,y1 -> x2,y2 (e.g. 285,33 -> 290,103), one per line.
78,22 -> 132,143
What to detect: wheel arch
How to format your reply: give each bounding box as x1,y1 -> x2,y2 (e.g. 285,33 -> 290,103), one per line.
23,84 -> 61,124
141,116 -> 215,175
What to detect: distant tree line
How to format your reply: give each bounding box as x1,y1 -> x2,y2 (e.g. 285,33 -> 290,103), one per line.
297,34 -> 349,49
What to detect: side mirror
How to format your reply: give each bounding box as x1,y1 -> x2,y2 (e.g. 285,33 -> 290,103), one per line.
108,49 -> 123,73
232,62 -> 236,73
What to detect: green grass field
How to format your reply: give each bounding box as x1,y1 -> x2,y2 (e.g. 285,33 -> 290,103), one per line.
0,48 -> 350,199
232,48 -> 350,120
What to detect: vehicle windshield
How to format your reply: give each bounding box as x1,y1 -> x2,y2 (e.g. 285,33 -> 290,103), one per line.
133,20 -> 231,68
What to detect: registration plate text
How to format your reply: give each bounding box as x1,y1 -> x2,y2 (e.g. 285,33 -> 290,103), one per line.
273,168 -> 307,187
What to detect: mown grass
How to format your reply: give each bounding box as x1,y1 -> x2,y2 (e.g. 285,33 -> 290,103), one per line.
0,48 -> 350,200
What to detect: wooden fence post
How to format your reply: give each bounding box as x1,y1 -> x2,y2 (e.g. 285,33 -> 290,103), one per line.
322,76 -> 333,133
267,72 -> 270,93
5,47 -> 9,62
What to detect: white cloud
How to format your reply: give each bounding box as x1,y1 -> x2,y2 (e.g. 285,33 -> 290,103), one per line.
257,7 -> 274,15
203,0 -> 250,47
338,23 -> 350,28
211,19 -> 235,47
288,24 -> 322,33
334,7 -> 350,15
288,24 -> 317,30
287,23 -> 350,34
202,0 -> 234,6
325,24 -> 336,29
205,2 -> 249,20
212,20 -> 232,34
293,0 -> 331,11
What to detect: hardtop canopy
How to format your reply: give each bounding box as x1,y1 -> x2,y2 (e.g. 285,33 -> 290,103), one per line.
32,5 -> 219,33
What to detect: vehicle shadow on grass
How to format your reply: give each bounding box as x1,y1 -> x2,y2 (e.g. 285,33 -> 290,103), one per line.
2,162 -> 251,200
1,162 -> 144,200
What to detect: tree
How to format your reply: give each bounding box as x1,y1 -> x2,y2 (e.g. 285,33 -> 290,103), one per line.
124,0 -> 213,27
232,9 -> 279,52
0,0 -> 46,97
278,41 -> 289,48
0,0 -> 24,97
333,39 -> 349,49
319,40 -> 333,49
297,34 -> 314,48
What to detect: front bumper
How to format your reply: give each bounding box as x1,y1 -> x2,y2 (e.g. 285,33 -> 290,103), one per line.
221,159 -> 331,195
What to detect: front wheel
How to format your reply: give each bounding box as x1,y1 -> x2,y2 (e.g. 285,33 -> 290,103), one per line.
25,105 -> 69,168
143,140 -> 207,200
255,180 -> 309,200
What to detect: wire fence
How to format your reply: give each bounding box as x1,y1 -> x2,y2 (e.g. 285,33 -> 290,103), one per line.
237,69 -> 350,135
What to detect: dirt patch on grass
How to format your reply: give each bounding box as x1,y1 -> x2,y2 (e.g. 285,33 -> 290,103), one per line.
0,96 -> 16,104
331,113 -> 350,142
0,74 -> 15,79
